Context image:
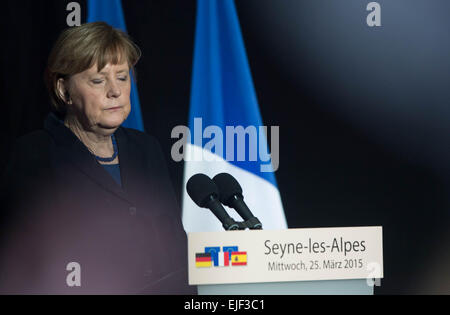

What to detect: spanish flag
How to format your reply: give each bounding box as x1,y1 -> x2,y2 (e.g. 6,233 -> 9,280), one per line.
231,251 -> 247,266
195,253 -> 212,268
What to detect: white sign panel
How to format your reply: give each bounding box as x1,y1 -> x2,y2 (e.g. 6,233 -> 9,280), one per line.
188,226 -> 383,285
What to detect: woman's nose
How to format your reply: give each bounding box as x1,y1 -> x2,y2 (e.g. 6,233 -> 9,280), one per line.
106,80 -> 121,98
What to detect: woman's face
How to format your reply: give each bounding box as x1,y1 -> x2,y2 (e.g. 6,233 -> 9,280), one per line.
62,61 -> 132,134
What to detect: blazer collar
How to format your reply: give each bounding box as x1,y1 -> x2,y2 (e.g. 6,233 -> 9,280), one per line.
44,112 -> 136,205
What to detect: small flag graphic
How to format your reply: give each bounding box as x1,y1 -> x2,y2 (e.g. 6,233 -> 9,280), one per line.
218,252 -> 230,267
231,252 -> 247,266
195,253 -> 212,268
205,246 -> 221,266
195,246 -> 246,268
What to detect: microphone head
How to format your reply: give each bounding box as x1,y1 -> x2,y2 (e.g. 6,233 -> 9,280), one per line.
186,173 -> 219,208
212,173 -> 243,207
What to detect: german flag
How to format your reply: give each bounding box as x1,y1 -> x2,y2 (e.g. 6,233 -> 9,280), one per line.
195,253 -> 212,268
231,251 -> 247,266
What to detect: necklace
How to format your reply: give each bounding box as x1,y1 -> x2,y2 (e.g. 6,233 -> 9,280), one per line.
62,117 -> 118,163
94,134 -> 118,163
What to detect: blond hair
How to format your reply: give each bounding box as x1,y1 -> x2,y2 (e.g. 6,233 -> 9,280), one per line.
44,22 -> 141,116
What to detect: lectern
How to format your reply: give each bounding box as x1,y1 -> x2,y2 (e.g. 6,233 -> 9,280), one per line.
188,226 -> 383,295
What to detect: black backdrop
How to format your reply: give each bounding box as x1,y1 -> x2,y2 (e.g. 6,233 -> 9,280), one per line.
1,0 -> 449,294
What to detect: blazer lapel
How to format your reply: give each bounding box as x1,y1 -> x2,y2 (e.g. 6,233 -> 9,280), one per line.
44,113 -> 134,204
114,127 -> 144,203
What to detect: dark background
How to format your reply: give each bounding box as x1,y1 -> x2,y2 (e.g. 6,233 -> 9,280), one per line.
1,0 -> 449,294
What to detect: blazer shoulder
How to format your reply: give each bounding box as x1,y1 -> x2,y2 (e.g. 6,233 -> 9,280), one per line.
119,127 -> 162,152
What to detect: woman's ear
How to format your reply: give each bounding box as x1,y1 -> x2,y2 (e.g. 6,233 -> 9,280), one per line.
57,78 -> 72,104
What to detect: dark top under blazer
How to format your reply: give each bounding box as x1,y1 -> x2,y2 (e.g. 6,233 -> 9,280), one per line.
0,113 -> 194,294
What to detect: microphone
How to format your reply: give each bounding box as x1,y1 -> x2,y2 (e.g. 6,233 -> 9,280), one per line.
186,173 -> 240,231
212,173 -> 263,229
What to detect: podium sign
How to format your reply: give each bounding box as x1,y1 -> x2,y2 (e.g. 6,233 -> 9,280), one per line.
188,226 -> 383,286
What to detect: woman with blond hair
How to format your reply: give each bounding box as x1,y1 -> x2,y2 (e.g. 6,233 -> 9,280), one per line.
0,22 -> 193,294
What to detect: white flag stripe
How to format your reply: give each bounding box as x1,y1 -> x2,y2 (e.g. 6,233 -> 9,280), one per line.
182,144 -> 288,232
218,252 -> 228,267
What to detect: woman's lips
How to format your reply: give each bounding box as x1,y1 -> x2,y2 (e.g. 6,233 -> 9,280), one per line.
105,106 -> 122,111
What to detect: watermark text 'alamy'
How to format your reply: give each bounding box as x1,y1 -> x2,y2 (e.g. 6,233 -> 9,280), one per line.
171,118 -> 279,173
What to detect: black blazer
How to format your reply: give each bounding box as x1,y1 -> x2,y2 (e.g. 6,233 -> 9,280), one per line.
0,113 -> 195,294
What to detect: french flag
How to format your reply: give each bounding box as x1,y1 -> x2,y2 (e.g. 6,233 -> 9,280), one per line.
182,0 -> 288,232
218,252 -> 230,267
